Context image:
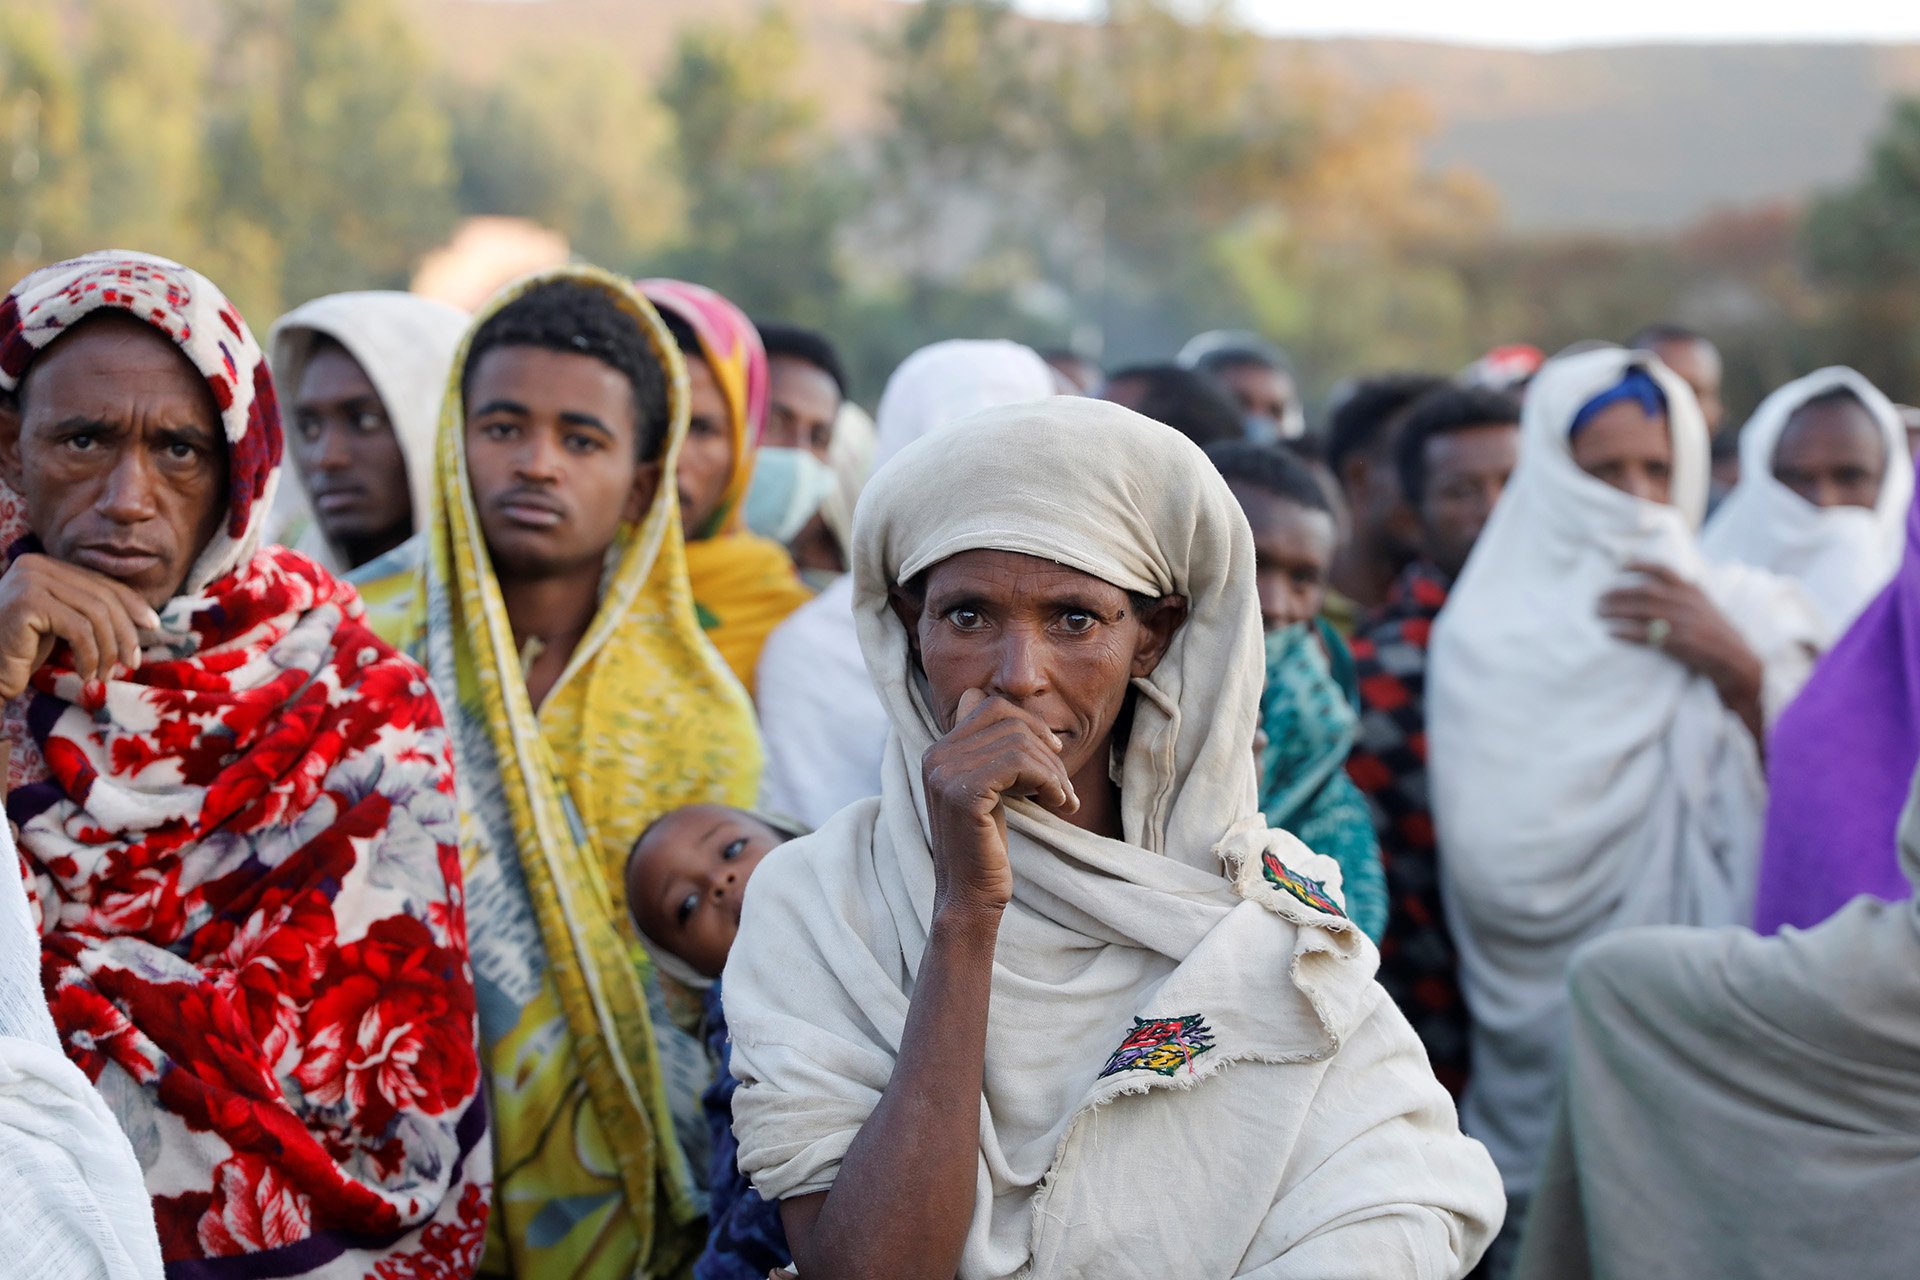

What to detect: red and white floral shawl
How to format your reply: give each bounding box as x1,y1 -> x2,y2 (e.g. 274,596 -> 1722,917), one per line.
0,253 -> 488,1278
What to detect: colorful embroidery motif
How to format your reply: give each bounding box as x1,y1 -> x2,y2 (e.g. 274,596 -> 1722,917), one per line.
1098,1014 -> 1216,1079
1263,849 -> 1346,917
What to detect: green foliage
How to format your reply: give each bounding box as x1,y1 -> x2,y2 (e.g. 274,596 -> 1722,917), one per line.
448,47 -> 682,268
7,0 -> 1918,411
206,0 -> 455,311
648,8 -> 857,325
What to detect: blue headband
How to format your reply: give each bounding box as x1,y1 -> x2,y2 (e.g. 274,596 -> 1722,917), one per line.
1569,368 -> 1666,439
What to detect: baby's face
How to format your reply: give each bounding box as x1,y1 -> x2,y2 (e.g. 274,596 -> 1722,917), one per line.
626,804 -> 786,979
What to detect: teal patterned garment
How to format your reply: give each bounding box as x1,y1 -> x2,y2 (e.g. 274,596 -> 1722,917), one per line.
1257,620 -> 1389,941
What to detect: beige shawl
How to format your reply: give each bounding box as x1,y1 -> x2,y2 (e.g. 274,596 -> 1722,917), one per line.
1514,761 -> 1920,1280
725,396 -> 1503,1279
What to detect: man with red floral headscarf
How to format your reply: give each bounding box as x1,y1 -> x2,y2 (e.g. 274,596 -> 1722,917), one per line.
0,251 -> 488,1277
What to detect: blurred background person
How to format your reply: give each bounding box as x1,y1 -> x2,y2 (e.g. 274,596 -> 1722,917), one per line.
1179,328 -> 1306,442
1703,366 -> 1912,632
1210,439 -> 1388,942
644,279 -> 813,696
1321,372 -> 1451,631
1097,361 -> 1246,449
1427,348 -> 1824,1268
1347,384 -> 1521,1100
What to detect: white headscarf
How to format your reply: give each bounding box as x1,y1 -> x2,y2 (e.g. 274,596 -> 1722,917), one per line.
1702,365 -> 1913,632
818,400 -> 876,565
265,291 -> 468,569
1514,762 -> 1920,1280
1427,346 -> 1824,1198
728,397 -> 1503,1279
754,340 -> 1058,827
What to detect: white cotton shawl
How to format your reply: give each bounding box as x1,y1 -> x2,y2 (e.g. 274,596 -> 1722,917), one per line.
727,397 -> 1504,1279
264,291 -> 469,570
1513,762 -> 1920,1280
1427,346 -> 1825,1199
1,824 -> 162,1280
755,340 -> 1058,827
1702,365 -> 1912,632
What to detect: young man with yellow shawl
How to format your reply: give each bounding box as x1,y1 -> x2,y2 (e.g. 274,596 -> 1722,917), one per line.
352,268 -> 764,1278
639,280 -> 812,696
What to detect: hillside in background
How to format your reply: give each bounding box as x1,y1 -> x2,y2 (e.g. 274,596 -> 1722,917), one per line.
408,0 -> 1920,231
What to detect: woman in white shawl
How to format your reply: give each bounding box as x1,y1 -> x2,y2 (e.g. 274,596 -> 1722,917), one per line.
1514,759 -> 1920,1280
265,291 -> 468,570
1427,347 -> 1824,1225
726,397 -> 1504,1279
754,340 -> 1056,825
1702,365 -> 1912,631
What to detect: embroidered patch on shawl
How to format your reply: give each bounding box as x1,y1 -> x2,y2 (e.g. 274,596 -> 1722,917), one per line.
1098,1014 -> 1217,1079
1262,849 -> 1346,918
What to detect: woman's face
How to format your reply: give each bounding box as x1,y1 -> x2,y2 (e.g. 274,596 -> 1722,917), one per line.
676,355 -> 736,538
1571,401 -> 1673,505
894,549 -> 1185,785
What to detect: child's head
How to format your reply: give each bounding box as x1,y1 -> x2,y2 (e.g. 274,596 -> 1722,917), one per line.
1206,440 -> 1338,632
625,804 -> 794,983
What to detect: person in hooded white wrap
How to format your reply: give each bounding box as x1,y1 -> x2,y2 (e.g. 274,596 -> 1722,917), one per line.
754,340 -> 1057,826
725,397 -> 1504,1280
1427,347 -> 1825,1222
1,820 -> 163,1280
1702,365 -> 1912,632
263,291 -> 468,571
1513,756 -> 1920,1280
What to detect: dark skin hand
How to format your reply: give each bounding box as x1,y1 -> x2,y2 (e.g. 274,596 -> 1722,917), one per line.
1598,560 -> 1766,742
779,549 -> 1185,1280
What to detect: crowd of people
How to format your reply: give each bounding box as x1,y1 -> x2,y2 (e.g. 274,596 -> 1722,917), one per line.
0,246 -> 1915,1280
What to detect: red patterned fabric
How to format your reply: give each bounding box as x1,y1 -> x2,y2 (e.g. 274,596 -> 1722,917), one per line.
1345,560 -> 1470,1099
1,252 -> 488,1277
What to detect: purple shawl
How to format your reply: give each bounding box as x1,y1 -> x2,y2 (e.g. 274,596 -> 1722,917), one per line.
1752,492 -> 1920,933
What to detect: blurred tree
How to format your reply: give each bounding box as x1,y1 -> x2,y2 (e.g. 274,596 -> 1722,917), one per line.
204,0 -> 456,317
78,0 -> 208,256
651,6 -> 856,324
1804,98 -> 1920,397
448,46 -> 683,269
0,0 -> 89,280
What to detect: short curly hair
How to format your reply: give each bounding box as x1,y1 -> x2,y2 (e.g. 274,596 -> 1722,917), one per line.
462,280 -> 672,461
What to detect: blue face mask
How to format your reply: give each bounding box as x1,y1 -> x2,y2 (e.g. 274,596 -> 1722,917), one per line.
743,447 -> 839,544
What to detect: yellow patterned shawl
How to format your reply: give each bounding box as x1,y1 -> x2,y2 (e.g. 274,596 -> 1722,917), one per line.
352,267 -> 764,1278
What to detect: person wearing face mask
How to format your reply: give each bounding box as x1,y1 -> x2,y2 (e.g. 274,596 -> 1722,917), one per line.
1209,440 -> 1386,943
1178,329 -> 1306,443
747,323 -> 851,587
1702,367 -> 1913,633
1346,385 -> 1520,1100
1426,347 -> 1825,1271
753,339 -> 1058,828
641,280 -> 813,696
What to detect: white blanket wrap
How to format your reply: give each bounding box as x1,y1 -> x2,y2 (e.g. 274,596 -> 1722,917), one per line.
1427,347 -> 1824,1197
1702,364 -> 1912,632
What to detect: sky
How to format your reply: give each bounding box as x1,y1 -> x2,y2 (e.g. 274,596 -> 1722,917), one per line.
1009,0 -> 1920,49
